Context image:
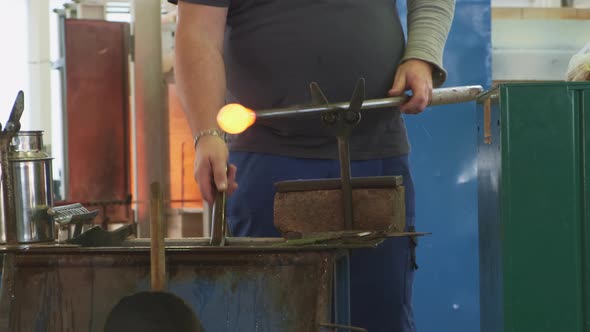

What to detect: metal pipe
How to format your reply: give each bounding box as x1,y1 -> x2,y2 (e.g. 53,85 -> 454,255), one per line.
180,141 -> 185,208
255,85 -> 483,119
210,191 -> 227,246
149,182 -> 166,291
131,0 -> 167,237
337,136 -> 353,230
320,322 -> 368,332
54,8 -> 68,202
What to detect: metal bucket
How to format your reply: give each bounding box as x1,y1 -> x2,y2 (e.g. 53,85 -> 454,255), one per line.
0,131 -> 54,244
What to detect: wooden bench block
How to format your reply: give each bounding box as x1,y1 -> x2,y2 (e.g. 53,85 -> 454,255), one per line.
273,177 -> 406,238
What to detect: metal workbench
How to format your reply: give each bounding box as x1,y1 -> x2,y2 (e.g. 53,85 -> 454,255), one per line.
0,240 -> 357,332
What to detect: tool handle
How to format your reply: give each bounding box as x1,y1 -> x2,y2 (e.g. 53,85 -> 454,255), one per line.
430,85 -> 484,106
210,191 -> 227,246
150,182 -> 166,291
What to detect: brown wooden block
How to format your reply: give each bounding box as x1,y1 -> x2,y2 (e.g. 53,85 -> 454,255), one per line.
273,177 -> 405,238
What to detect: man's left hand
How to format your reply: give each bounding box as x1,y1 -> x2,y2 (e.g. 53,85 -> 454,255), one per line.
388,59 -> 434,114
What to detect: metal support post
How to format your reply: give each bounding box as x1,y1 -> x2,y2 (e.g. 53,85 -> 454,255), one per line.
334,254 -> 352,331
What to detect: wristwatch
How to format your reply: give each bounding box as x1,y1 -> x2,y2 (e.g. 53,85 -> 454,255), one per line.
193,128 -> 227,149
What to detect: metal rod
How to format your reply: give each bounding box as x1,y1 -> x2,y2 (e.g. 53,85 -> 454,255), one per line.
56,10 -> 70,204
180,141 -> 185,208
333,255 -> 353,330
1,144 -> 17,245
149,182 -> 166,291
255,85 -> 483,119
320,323 -> 368,332
337,136 -> 353,231
210,191 -> 227,246
55,198 -> 203,206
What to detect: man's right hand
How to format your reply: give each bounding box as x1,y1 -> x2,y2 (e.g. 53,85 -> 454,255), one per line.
194,135 -> 238,205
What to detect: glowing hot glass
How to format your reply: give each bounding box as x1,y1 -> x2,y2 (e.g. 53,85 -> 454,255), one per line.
216,103 -> 256,134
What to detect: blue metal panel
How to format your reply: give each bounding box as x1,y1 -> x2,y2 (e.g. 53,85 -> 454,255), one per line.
397,0 -> 491,331
167,276 -> 303,331
0,249 -> 339,332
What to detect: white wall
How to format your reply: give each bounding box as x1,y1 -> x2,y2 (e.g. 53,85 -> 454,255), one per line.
0,2 -> 29,128
493,0 -> 590,7
492,19 -> 590,81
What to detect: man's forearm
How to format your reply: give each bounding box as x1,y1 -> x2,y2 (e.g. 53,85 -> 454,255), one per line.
175,28 -> 226,134
404,0 -> 455,87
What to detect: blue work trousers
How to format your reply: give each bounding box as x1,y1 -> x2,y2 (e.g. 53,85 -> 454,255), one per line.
227,151 -> 416,332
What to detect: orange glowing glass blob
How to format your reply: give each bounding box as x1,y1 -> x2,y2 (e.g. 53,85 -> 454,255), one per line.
216,103 -> 256,134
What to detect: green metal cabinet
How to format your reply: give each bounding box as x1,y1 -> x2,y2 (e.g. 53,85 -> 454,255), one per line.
477,82 -> 590,332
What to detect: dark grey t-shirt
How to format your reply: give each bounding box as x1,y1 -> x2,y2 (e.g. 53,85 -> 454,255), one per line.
175,0 -> 409,160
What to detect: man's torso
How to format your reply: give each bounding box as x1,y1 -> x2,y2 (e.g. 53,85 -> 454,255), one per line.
224,0 -> 410,159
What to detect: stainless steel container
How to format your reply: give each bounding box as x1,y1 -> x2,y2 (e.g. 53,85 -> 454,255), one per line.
11,130 -> 43,152
0,131 -> 54,243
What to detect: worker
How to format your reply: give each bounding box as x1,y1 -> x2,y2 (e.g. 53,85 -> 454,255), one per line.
171,0 -> 455,330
